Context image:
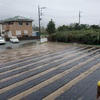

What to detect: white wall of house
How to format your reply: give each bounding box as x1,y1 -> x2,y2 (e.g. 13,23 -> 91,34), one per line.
16,30 -> 21,36
0,24 -> 2,36
0,24 -> 5,37
8,31 -> 12,37
24,30 -> 28,36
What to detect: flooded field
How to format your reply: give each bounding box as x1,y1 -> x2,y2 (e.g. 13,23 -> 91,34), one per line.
0,43 -> 100,100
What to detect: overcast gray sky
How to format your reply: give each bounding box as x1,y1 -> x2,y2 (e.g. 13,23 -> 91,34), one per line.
0,0 -> 100,27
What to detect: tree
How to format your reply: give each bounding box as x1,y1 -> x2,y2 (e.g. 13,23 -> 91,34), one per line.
57,25 -> 69,31
90,25 -> 100,29
46,19 -> 56,34
80,24 -> 90,30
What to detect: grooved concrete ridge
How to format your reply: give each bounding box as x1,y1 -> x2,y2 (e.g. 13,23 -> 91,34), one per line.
0,46 -> 100,100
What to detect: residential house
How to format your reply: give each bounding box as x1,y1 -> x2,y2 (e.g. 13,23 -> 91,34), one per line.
0,20 -> 5,37
2,16 -> 33,38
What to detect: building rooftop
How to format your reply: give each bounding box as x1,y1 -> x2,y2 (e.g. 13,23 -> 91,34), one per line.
4,16 -> 33,22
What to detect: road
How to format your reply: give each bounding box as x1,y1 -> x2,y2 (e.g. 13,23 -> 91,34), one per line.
0,46 -> 100,100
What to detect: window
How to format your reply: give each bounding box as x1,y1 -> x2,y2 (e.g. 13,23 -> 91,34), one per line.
19,22 -> 23,25
26,22 -> 30,25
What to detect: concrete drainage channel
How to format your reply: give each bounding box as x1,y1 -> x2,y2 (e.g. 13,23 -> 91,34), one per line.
0,46 -> 100,100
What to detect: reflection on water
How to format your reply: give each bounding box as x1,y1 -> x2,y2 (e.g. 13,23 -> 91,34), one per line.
20,42 -> 36,47
6,46 -> 13,49
0,40 -> 38,51
0,39 -> 48,51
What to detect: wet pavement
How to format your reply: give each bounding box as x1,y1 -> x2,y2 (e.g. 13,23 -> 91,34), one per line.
0,45 -> 100,100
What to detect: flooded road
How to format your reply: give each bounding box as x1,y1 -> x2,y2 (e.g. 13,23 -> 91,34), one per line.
0,38 -> 47,51
0,40 -> 38,51
0,44 -> 100,100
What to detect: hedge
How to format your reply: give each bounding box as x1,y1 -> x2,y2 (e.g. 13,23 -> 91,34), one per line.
48,30 -> 100,45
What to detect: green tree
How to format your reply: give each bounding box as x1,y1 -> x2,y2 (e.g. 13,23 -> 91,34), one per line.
57,25 -> 69,31
90,25 -> 100,29
80,24 -> 90,30
46,19 -> 56,34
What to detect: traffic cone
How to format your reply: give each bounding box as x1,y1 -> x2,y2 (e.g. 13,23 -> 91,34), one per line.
97,81 -> 100,99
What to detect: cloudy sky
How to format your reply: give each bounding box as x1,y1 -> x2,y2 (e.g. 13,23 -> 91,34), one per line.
0,0 -> 100,27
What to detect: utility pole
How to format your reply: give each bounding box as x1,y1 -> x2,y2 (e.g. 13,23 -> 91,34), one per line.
38,5 -> 46,33
38,5 -> 41,33
79,11 -> 82,25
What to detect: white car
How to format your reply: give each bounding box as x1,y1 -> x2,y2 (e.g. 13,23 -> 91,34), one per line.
10,36 -> 19,43
0,37 -> 5,44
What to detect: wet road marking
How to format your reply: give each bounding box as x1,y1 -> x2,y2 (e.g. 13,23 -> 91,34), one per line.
1,49 -> 99,98
43,63 -> 100,100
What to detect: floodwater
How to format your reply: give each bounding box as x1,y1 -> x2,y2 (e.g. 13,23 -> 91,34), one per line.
0,40 -> 38,51
0,38 -> 48,51
0,45 -> 100,100
0,42 -> 70,64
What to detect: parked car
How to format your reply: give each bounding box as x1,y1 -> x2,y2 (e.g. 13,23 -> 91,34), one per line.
10,36 -> 19,43
0,37 -> 5,44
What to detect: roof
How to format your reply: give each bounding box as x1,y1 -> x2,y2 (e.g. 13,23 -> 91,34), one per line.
4,16 -> 33,22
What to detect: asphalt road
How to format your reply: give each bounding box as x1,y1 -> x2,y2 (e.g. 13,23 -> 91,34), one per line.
0,46 -> 100,100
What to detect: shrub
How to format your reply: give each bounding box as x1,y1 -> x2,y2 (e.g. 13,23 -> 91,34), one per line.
48,30 -> 100,45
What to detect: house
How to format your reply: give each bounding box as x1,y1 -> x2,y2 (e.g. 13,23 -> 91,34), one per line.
0,20 -> 5,37
2,16 -> 33,38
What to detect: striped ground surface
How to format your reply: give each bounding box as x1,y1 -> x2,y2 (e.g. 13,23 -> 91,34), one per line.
0,46 -> 100,100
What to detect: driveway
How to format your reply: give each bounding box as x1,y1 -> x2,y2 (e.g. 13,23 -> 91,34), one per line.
0,45 -> 100,100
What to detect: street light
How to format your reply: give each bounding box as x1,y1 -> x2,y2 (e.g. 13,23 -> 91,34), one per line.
38,5 -> 46,34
